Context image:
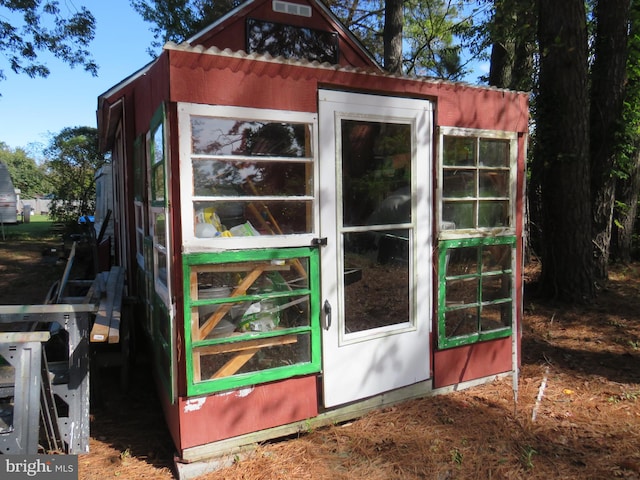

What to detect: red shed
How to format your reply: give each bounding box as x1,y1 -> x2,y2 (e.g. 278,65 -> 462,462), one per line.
97,0 -> 528,469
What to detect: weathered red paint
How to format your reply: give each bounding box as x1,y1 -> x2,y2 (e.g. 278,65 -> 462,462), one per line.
432,337 -> 514,388
159,375 -> 318,451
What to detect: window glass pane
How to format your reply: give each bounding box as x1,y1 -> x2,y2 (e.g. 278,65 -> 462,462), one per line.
481,275 -> 511,301
446,276 -> 478,305
443,201 -> 475,229
191,117 -> 312,157
344,230 -> 410,333
479,171 -> 509,197
481,244 -> 511,272
445,308 -> 478,337
247,18 -> 339,64
341,120 -> 412,227
446,246 -> 478,276
152,125 -> 164,164
479,139 -> 509,167
192,257 -> 311,341
480,302 -> 511,331
157,249 -> 167,286
197,332 -> 311,380
478,201 -> 509,227
443,136 -> 475,166
192,159 -> 311,197
152,164 -> 165,203
194,200 -> 313,237
154,212 -> 166,247
443,169 -> 476,198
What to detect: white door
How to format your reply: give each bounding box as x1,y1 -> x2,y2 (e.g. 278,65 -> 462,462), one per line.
319,90 -> 433,407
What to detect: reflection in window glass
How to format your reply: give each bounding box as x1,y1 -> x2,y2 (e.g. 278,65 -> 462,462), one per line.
192,159 -> 311,197
443,136 -> 475,166
246,18 -> 339,64
153,126 -> 164,164
188,111 -> 315,241
341,120 -> 412,227
343,231 -> 409,333
441,134 -> 512,231
154,212 -> 167,287
191,117 -> 311,157
479,139 -> 509,167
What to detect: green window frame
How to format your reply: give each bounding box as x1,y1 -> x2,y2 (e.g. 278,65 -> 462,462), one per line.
183,247 -> 321,396
437,236 -> 515,349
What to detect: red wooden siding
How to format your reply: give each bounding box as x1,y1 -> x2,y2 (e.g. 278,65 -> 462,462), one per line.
165,47 -> 529,134
161,375 -> 318,450
432,337 -> 513,388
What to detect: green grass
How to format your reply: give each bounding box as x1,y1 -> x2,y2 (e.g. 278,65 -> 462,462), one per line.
0,215 -> 59,241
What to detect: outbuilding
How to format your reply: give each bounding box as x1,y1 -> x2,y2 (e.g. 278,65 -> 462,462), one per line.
97,0 -> 528,467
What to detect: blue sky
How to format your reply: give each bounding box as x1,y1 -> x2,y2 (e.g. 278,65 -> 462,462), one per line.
0,1 -> 157,153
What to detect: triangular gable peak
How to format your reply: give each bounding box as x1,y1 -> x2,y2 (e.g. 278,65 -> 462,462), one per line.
187,0 -> 381,70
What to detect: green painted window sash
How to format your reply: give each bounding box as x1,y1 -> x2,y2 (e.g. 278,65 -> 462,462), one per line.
183,247 -> 321,397
437,236 -> 516,349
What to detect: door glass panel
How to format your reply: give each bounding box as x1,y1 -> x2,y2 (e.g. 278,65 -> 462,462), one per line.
341,120 -> 411,227
343,231 -> 410,333
341,118 -> 412,333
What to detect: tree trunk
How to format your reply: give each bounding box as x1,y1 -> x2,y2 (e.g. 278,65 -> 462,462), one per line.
488,0 -> 536,91
383,0 -> 404,73
590,0 -> 631,280
536,0 -> 594,301
612,148 -> 640,262
488,0 -> 515,88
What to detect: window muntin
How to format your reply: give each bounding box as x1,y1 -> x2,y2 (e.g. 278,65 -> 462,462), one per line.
246,18 -> 339,64
180,104 -> 317,249
184,248 -> 321,395
438,237 -> 514,349
440,129 -> 516,234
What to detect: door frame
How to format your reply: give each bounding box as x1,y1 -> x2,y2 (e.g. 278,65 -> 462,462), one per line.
318,89 -> 434,408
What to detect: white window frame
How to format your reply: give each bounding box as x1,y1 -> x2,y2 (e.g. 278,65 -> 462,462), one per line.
437,127 -> 518,240
177,102 -> 319,253
146,121 -> 171,307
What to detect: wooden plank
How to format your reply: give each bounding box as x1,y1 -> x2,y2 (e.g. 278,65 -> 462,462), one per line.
211,348 -> 260,379
200,334 -> 298,379
90,266 -> 125,343
108,267 -> 125,344
190,263 -> 290,274
0,331 -> 50,343
197,334 -> 297,356
0,304 -> 96,324
198,266 -> 265,340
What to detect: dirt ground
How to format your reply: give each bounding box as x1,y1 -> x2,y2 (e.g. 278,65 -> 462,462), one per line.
1,233 -> 640,479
